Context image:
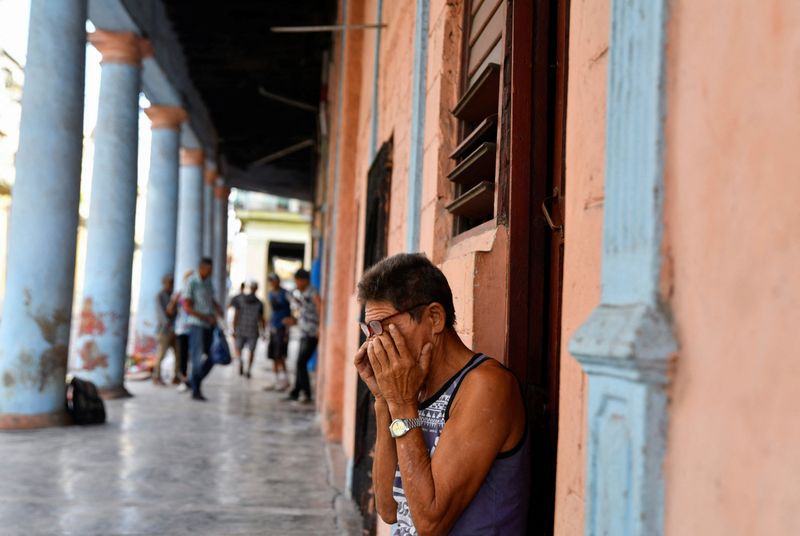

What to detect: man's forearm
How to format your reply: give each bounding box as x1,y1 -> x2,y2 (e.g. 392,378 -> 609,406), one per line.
373,398 -> 399,523
389,402 -> 442,534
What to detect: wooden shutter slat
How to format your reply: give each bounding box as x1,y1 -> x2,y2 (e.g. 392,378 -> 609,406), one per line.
469,40 -> 503,88
447,142 -> 497,188
446,181 -> 495,219
450,114 -> 498,160
468,3 -> 505,77
471,0 -> 487,17
470,0 -> 503,47
453,62 -> 501,122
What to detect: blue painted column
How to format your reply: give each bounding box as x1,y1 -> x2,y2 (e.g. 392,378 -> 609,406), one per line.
202,168 -> 216,258
0,0 -> 87,429
568,1 -> 676,535
174,148 -> 205,289
212,183 -> 229,306
131,106 -> 186,367
73,31 -> 146,398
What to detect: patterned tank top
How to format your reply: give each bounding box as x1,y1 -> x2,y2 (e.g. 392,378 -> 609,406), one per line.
392,354 -> 530,535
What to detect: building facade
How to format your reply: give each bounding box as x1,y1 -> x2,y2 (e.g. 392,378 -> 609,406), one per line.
314,1 -> 800,535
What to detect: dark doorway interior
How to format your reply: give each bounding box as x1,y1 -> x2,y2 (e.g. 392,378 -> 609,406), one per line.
504,0 -> 569,534
267,241 -> 306,282
351,138 -> 393,535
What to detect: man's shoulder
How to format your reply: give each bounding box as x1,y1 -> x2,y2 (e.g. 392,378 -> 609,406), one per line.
458,357 -> 520,406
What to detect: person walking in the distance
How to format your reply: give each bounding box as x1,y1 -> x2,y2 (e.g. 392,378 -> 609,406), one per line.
228,281 -> 246,311
152,274 -> 178,385
234,281 -> 265,379
174,270 -> 194,391
283,268 -> 320,403
228,281 -> 246,363
265,273 -> 291,391
183,258 -> 223,401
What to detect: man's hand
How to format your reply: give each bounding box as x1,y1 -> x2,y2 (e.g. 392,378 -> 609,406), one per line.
368,324 -> 432,414
283,317 -> 297,327
354,341 -> 382,399
206,314 -> 217,325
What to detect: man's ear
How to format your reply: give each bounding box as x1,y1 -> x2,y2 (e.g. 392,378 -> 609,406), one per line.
428,303 -> 446,336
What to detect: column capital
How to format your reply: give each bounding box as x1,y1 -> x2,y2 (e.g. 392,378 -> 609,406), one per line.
214,185 -> 231,199
88,30 -> 148,66
180,148 -> 205,166
205,169 -> 219,186
145,106 -> 187,131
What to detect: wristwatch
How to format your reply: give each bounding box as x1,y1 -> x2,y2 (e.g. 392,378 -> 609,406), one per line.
389,417 -> 423,438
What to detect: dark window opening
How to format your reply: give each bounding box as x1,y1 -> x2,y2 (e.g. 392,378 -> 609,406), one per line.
352,138 -> 393,535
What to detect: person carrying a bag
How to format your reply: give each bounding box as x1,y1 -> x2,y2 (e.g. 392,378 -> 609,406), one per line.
183,257 -> 224,401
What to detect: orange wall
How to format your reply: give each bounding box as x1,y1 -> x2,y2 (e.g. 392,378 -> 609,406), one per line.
662,1 -> 800,534
552,0 -> 609,533
319,0 -> 367,443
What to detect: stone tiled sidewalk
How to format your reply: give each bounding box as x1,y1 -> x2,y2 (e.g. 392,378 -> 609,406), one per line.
0,360 -> 361,535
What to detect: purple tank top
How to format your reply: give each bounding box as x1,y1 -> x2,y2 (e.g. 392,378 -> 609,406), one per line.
392,354 -> 530,535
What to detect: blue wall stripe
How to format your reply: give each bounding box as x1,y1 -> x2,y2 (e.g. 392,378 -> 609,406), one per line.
406,0 -> 429,253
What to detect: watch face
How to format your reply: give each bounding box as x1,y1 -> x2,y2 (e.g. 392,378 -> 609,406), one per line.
390,420 -> 407,437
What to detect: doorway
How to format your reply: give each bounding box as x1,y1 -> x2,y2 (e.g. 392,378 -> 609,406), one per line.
504,0 -> 569,534
267,241 -> 306,287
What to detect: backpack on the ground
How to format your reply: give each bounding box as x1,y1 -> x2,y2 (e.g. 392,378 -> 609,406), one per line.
65,377 -> 106,425
210,326 -> 232,365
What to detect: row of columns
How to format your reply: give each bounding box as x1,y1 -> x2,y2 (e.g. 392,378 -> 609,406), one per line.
0,0 -> 230,427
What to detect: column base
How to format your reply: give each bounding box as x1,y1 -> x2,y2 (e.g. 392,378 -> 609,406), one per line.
98,385 -> 133,400
0,410 -> 72,430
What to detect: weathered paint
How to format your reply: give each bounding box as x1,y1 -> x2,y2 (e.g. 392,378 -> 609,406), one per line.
405,0 -> 429,253
323,0 -> 349,327
0,0 -> 86,427
568,1 -> 675,535
202,167 -> 215,258
132,106 -> 184,368
661,1 -> 800,533
73,31 -> 144,398
319,0 -> 366,444
174,149 -> 204,286
553,0 -> 610,531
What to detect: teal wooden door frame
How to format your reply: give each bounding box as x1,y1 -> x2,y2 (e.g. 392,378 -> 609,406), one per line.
568,1 -> 677,535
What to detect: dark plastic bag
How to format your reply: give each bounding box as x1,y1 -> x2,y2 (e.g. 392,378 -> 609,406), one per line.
65,377 -> 106,425
210,326 -> 232,365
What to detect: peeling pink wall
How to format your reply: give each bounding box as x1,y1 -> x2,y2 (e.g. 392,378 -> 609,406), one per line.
319,0 -> 367,443
552,0 -> 610,533
662,1 -> 800,534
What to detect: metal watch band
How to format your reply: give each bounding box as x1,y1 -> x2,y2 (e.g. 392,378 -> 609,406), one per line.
390,417 -> 423,438
406,417 -> 423,430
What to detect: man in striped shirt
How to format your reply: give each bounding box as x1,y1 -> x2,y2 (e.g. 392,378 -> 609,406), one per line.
283,268 -> 320,403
